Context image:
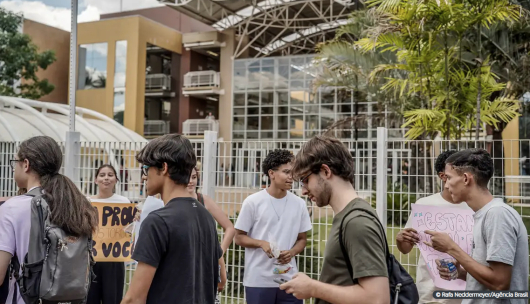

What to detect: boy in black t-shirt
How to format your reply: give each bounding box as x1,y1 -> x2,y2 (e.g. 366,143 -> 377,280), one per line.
121,134 -> 222,304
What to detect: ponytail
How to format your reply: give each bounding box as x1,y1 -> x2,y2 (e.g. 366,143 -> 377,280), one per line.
41,174 -> 98,237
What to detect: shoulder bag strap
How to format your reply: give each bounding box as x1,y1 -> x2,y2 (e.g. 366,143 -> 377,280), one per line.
339,208 -> 390,284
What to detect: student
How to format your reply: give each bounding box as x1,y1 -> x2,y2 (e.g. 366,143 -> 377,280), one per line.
425,149 -> 529,304
87,164 -> 131,304
235,149 -> 312,304
188,167 -> 234,294
121,134 -> 222,304
0,136 -> 98,304
397,150 -> 470,304
280,135 -> 389,304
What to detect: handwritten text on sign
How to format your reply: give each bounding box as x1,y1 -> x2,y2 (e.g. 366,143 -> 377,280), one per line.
92,202 -> 137,262
410,203 -> 475,290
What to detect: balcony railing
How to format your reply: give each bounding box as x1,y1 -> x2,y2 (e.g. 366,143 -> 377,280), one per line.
183,71 -> 220,88
144,120 -> 170,136
146,74 -> 171,91
182,119 -> 219,136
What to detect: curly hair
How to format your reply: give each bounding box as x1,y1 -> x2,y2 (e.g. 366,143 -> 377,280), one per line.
262,149 -> 294,178
445,148 -> 494,188
434,150 -> 457,174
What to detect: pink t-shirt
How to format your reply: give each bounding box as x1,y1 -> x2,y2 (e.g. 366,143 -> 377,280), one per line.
0,194 -> 32,304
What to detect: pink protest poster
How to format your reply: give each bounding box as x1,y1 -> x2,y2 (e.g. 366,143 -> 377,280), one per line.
410,203 -> 475,290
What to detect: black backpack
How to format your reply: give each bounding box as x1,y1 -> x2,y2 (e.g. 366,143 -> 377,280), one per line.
339,207 -> 419,304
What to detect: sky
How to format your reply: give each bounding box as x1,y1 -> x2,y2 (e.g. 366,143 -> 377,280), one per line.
0,0 -> 163,31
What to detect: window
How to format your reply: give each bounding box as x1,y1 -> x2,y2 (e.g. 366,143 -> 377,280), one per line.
78,43 -> 108,89
113,41 -> 127,125
114,41 -> 127,88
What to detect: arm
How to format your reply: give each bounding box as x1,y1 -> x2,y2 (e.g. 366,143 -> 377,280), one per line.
448,246 -> 511,290
0,251 -> 12,286
204,195 -> 235,254
218,256 -> 227,292
310,276 -> 390,304
121,262 -> 156,304
280,273 -> 389,304
234,229 -> 272,257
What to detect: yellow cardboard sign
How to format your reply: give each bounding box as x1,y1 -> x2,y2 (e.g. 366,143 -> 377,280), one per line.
91,202 -> 137,262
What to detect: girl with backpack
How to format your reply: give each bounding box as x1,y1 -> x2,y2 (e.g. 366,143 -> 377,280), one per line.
87,164 -> 130,304
0,136 -> 98,304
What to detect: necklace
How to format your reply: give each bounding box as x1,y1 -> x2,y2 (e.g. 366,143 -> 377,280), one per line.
267,189 -> 288,221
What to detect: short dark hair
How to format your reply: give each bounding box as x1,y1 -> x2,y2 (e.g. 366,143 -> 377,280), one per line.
445,148 -> 494,188
435,150 -> 457,174
136,134 -> 196,185
292,135 -> 354,183
262,149 -> 294,177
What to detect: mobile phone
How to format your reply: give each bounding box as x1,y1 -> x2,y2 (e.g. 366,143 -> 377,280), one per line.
273,278 -> 289,284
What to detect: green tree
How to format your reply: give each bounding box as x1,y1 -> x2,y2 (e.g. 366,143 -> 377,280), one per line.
0,8 -> 56,99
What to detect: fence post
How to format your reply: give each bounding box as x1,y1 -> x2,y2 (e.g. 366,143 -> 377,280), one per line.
202,131 -> 218,198
64,131 -> 81,187
376,127 -> 388,232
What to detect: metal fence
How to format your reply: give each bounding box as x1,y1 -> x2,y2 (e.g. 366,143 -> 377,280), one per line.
0,129 -> 529,304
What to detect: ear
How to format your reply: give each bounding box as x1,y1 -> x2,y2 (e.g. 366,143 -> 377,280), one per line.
22,159 -> 30,173
268,169 -> 274,180
161,163 -> 169,176
463,172 -> 471,186
321,164 -> 332,179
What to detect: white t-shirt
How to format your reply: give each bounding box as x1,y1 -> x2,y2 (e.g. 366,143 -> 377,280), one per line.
134,196 -> 165,246
235,189 -> 312,288
89,194 -> 131,204
405,193 -> 472,304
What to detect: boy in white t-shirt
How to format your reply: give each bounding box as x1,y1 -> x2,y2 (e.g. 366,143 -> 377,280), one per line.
397,150 -> 471,304
235,149 -> 312,304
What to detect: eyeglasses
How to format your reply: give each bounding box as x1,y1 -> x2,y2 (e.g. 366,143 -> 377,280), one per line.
9,159 -> 22,169
299,172 -> 312,187
141,165 -> 150,176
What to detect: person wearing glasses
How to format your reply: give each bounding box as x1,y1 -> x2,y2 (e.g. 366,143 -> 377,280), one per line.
234,149 -> 312,304
280,135 -> 389,304
87,164 -> 131,304
122,134 -> 222,304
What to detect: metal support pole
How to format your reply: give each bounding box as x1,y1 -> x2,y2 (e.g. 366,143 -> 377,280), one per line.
65,0 -> 80,183
202,131 -> 218,199
376,127 -> 388,232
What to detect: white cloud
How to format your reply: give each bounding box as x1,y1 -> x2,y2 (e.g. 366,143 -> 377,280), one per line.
0,0 -> 163,32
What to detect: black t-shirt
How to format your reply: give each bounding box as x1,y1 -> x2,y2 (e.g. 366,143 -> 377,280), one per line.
132,197 -> 222,304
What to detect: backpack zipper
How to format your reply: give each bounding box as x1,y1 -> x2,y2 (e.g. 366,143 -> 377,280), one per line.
393,283 -> 402,304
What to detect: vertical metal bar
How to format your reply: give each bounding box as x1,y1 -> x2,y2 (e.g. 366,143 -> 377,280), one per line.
376,127 -> 388,232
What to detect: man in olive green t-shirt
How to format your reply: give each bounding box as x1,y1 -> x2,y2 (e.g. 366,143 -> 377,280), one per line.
280,135 -> 389,304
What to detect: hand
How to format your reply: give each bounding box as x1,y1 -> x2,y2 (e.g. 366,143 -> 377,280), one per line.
280,273 -> 315,300
133,209 -> 141,222
218,267 -> 227,292
424,230 -> 457,253
278,250 -> 293,264
260,241 -> 274,258
435,259 -> 458,281
396,228 -> 420,245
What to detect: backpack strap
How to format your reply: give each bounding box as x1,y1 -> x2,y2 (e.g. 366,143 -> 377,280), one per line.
338,207 -> 390,284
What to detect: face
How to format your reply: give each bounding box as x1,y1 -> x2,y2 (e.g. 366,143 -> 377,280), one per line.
269,163 -> 294,191
299,166 -> 332,208
187,168 -> 198,193
142,164 -> 165,197
12,157 -> 29,189
444,163 -> 467,203
95,167 -> 118,192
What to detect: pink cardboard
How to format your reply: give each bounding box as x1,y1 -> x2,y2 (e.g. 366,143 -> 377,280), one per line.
410,203 -> 475,290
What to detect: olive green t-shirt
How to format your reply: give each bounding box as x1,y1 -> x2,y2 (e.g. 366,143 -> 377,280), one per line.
315,198 -> 388,304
